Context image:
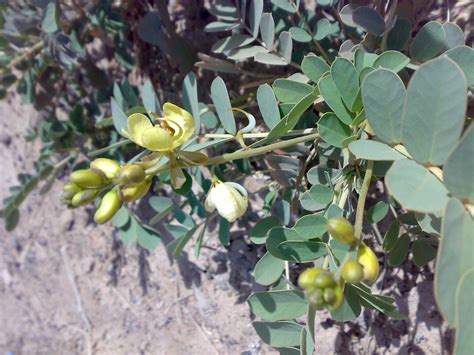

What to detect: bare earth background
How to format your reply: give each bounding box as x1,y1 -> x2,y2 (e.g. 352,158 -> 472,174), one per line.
1,0 -> 473,353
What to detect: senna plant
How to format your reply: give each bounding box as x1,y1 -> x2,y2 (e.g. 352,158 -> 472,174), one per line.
2,0 -> 474,353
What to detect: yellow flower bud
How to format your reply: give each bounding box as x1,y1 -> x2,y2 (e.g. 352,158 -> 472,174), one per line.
70,169 -> 105,188
94,189 -> 122,224
326,217 -> 357,245
90,158 -> 120,179
119,165 -> 146,186
71,189 -> 99,207
204,181 -> 248,222
121,180 -> 151,202
357,243 -> 380,284
61,183 -> 82,201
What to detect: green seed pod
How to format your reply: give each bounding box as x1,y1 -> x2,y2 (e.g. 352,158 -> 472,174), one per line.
341,260 -> 364,284
313,272 -> 336,289
71,189 -> 98,207
94,189 -> 122,224
326,217 -> 357,245
357,243 -> 380,284
307,288 -> 325,309
70,169 -> 105,188
298,267 -> 324,289
90,158 -> 120,179
121,180 -> 151,202
323,288 -> 336,304
327,284 -> 344,311
119,165 -> 146,186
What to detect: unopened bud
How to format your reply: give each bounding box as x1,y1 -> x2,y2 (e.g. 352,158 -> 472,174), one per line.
70,169 -> 105,188
71,189 -> 99,207
119,165 -> 146,186
90,158 -> 120,179
121,180 -> 151,202
326,217 -> 357,245
94,189 -> 122,224
357,243 -> 379,284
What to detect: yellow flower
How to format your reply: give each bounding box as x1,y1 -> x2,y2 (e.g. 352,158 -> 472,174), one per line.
205,180 -> 248,222
125,103 -> 194,151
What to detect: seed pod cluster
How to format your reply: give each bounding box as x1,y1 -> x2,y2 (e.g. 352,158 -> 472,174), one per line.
298,268 -> 344,311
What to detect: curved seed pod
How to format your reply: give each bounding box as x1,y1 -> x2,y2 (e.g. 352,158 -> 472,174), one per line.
298,267 -> 325,289
326,217 -> 357,245
327,284 -> 344,311
313,272 -> 336,289
71,189 -> 99,207
119,165 -> 146,186
70,169 -> 105,188
94,189 -> 122,224
357,243 -> 380,284
90,158 -> 120,179
341,260 -> 364,284
121,180 -> 151,202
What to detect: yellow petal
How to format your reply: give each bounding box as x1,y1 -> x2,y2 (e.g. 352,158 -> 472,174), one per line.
163,102 -> 195,148
140,126 -> 174,151
127,113 -> 153,146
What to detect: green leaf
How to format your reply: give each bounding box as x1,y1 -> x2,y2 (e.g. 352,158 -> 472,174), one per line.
260,13 -> 275,49
372,51 -> 410,73
410,21 -> 446,62
168,226 -> 196,258
415,212 -> 442,235
331,58 -> 359,110
388,233 -> 410,266
141,79 -> 161,115
42,2 -> 59,33
212,35 -> 254,53
348,140 -> 404,161
136,225 -> 161,250
255,52 -> 287,65
204,21 -> 240,32
454,269 -> 474,354
318,75 -> 353,125
402,57 -> 467,165
278,31 -> 292,63
257,84 -> 280,129
318,112 -> 352,148
412,239 -> 436,267
110,97 -> 128,137
299,184 -> 333,212
271,0 -> 297,13
253,321 -> 303,347
5,209 -> 19,231
383,220 -> 399,252
219,218 -> 231,246
211,77 -> 236,134
266,227 -> 327,262
182,72 -> 200,134
227,45 -> 268,60
289,27 -> 312,43
386,18 -> 411,51
442,22 -> 465,50
273,79 -> 313,103
251,216 -> 281,244
267,90 -> 317,140
249,0 -> 264,38
112,207 -> 130,228
340,5 -> 385,35
366,201 -> 389,224
293,214 -> 327,240
248,290 -> 307,321
306,166 -> 340,186
331,284 -> 361,322
443,125 -> 474,203
361,68 -> 405,144
435,198 -> 474,325
301,55 -> 330,83
313,18 -> 331,41
445,46 -> 474,90
354,49 -> 378,73
120,216 -> 138,245
254,252 -> 285,285
385,159 -> 449,213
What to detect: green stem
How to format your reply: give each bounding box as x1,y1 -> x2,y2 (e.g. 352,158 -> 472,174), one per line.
204,128 -> 318,140
88,139 -> 131,158
0,41 -> 44,76
354,160 -> 374,241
